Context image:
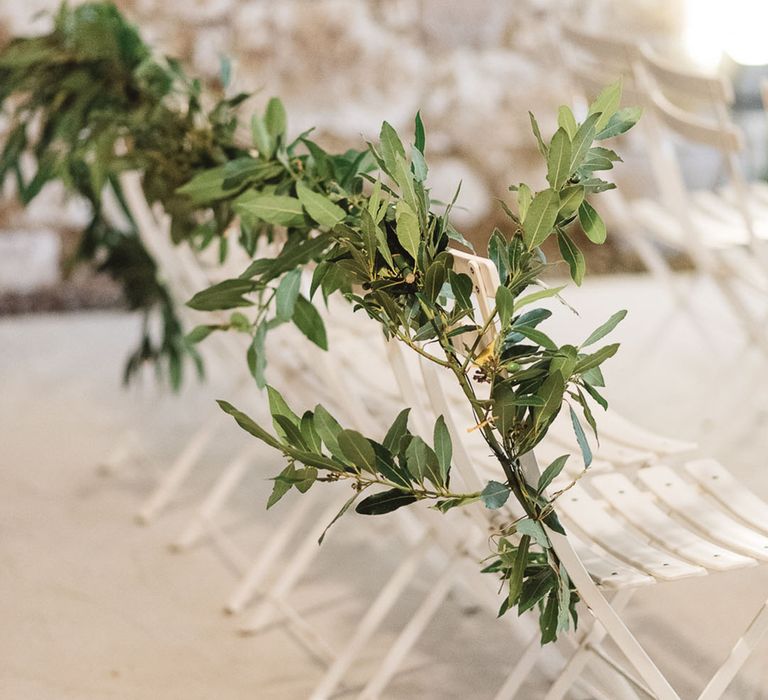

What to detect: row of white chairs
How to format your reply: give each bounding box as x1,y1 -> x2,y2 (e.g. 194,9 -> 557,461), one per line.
112,166 -> 768,698
559,24 -> 768,359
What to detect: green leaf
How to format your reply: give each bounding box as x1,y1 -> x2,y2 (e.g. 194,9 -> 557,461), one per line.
267,386 -> 300,439
514,285 -> 566,312
517,183 -> 532,222
371,441 -> 412,489
507,536 -> 530,607
267,464 -> 295,509
318,493 -> 359,543
338,429 -> 377,472
235,192 -> 305,227
574,343 -> 619,374
588,79 -> 623,132
356,488 -> 417,515
569,404 -> 593,467
522,189 -> 559,250
559,185 -> 585,217
216,400 -> 282,450
293,466 -> 317,493
186,324 -> 217,344
534,371 -> 566,432
582,310 -> 627,348
187,279 -> 255,311
383,408 -> 411,453
251,113 -> 273,158
495,286 -> 515,327
292,296 -> 328,350
557,105 -> 578,138
392,152 -> 418,213
424,259 -> 447,303
434,495 -> 480,513
537,454 -> 569,493
582,380 -> 608,410
556,564 -> 573,633
300,411 -> 322,453
379,121 -> 406,176
517,518 -> 550,548
596,106 -> 642,140
405,435 -> 443,488
272,415 -> 307,450
492,384 -> 518,436
411,147 -> 428,182
578,200 -> 606,244
581,365 -> 605,388
546,127 -> 572,189
488,228 -> 509,285
528,112 -> 547,156
511,326 -> 558,351
247,322 -> 267,388
449,270 -> 473,310
175,165 -> 228,204
481,480 -> 511,509
433,415 -> 452,484
568,112 -> 599,173
395,200 -> 421,260
296,181 -> 346,228
314,404 -> 344,459
275,269 -> 302,321
265,97 -> 287,139
243,232 -> 332,281
414,111 -> 426,154
557,229 -> 586,286
540,592 -> 559,644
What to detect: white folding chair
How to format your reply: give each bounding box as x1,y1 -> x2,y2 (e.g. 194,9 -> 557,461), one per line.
426,252 -> 768,700
304,250 -> 700,700
559,26 -> 768,357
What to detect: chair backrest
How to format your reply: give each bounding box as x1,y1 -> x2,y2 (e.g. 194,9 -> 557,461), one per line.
635,46 -> 766,256
559,24 -> 643,107
116,171 -> 249,371
636,45 -> 741,152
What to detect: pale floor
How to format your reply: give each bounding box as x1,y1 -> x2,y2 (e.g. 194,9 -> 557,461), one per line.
2,273 -> 768,699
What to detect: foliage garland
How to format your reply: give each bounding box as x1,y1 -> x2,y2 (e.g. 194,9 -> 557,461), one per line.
182,93 -> 641,642
0,3 -> 642,641
0,2 -> 250,387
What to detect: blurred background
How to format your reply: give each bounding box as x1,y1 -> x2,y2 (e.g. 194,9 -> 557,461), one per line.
4,0 -> 768,309
3,2 -> 768,699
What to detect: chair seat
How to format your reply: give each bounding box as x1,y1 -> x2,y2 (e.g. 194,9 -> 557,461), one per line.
630,197 -> 753,250
638,465 -> 768,560
556,484 -> 708,580
684,459 -> 768,535
591,472 -> 756,571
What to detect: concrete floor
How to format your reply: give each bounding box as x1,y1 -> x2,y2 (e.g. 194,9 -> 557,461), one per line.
2,272 -> 768,699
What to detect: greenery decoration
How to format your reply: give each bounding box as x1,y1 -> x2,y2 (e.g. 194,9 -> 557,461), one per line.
1,3 -> 641,640
0,2 -> 250,386
186,92 -> 640,640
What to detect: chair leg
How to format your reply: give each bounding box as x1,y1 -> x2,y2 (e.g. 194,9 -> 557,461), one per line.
97,428 -> 141,476
698,600 -> 768,700
548,531 -> 680,699
239,493 -> 354,635
225,490 -> 320,614
135,421 -> 219,524
307,532 -> 434,700
358,552 -> 462,700
543,589 -> 635,700
170,445 -> 254,551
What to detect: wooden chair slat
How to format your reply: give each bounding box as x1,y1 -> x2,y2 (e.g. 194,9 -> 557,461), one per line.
638,466 -> 768,560
685,459 -> 768,536
592,473 -> 756,570
557,485 -> 707,580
